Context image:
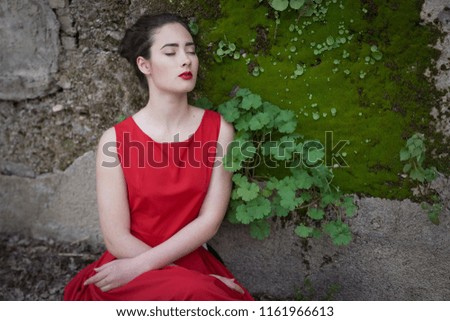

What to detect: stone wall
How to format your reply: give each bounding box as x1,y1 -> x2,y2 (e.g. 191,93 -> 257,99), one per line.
0,0 -> 449,300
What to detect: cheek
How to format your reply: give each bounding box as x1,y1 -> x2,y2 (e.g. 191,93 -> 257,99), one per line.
192,57 -> 200,72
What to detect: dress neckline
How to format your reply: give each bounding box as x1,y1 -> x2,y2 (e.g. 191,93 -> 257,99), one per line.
130,109 -> 207,144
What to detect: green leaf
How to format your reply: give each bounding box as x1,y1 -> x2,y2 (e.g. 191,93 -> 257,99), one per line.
321,191 -> 340,207
424,167 -> 437,182
275,110 -> 297,133
262,102 -> 279,129
410,168 -> 425,182
278,186 -> 301,210
241,93 -> 262,110
235,197 -> 272,224
234,113 -> 253,131
342,196 -> 357,217
311,228 -> 322,239
223,151 -> 243,172
307,207 -> 325,220
271,135 -> 299,161
237,181 -> 260,201
250,220 -> 271,240
425,202 -> 442,225
194,97 -> 213,109
235,88 -> 251,97
188,21 -> 199,35
399,148 -> 410,161
323,221 -> 352,246
235,204 -> 252,224
218,98 -> 240,122
295,224 -> 313,238
372,51 -> 383,61
303,144 -> 325,166
249,112 -> 271,130
271,194 -> 291,217
291,169 -> 314,189
290,0 -> 305,10
216,48 -> 224,56
326,36 -> 335,46
402,163 -> 411,173
270,0 -> 289,11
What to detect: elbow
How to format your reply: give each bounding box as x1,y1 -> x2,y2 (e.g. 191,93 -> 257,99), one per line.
103,236 -> 126,258
104,238 -> 120,257
206,220 -> 222,241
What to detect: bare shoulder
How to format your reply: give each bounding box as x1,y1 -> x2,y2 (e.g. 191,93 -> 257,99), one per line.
96,126 -> 118,164
98,127 -> 116,146
218,114 -> 235,144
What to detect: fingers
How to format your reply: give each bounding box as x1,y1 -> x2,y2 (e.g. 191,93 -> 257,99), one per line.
210,274 -> 245,294
83,263 -> 120,292
83,267 -> 108,287
84,273 -> 114,292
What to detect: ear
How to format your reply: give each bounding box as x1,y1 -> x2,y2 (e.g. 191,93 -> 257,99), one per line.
136,56 -> 151,75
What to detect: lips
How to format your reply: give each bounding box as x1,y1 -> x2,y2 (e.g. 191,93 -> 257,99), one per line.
178,71 -> 193,80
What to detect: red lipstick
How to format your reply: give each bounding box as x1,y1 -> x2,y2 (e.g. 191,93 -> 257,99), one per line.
179,71 -> 193,80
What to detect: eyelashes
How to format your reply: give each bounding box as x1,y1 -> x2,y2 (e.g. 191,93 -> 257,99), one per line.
164,51 -> 197,56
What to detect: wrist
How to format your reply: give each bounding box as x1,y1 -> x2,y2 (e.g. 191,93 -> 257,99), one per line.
134,249 -> 160,273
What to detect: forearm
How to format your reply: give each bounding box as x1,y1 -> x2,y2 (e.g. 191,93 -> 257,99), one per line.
104,232 -> 152,259
135,215 -> 219,271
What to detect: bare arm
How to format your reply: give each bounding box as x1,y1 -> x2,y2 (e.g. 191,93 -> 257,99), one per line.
95,127 -> 151,258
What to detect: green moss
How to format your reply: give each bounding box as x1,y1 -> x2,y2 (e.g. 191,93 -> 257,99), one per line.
195,0 -> 446,199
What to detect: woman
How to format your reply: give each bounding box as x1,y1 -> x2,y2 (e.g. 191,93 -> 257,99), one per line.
64,13 -> 253,300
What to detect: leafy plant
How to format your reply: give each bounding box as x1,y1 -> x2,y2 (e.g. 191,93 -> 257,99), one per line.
202,88 -> 357,245
295,277 -> 341,301
400,133 -> 437,183
214,37 -> 240,63
400,133 -> 443,224
188,19 -> 199,36
268,0 -> 306,11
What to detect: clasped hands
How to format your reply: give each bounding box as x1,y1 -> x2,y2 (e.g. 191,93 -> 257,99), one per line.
83,257 -> 244,294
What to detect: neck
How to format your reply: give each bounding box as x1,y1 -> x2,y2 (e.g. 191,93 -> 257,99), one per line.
143,88 -> 190,128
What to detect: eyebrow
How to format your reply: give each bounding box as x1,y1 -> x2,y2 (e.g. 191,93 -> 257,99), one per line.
160,42 -> 196,50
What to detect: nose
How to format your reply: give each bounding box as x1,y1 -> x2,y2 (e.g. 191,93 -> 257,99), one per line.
180,51 -> 191,67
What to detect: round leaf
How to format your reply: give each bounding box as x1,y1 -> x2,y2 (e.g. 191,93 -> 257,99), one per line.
290,0 -> 305,10
270,0 -> 289,11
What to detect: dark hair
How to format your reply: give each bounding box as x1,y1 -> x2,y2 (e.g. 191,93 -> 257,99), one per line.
118,13 -> 192,88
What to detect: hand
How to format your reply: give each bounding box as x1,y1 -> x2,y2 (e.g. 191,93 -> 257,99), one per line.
84,258 -> 144,292
209,274 -> 244,294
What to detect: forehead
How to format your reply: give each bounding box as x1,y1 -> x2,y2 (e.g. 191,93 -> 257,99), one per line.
152,23 -> 193,46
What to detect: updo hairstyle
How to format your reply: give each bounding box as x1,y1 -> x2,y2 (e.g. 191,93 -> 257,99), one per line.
118,13 -> 191,88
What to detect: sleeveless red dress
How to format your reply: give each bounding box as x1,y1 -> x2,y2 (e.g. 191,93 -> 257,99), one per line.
63,109 -> 254,300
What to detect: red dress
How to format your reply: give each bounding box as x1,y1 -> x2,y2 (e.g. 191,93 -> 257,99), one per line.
64,109 -> 253,300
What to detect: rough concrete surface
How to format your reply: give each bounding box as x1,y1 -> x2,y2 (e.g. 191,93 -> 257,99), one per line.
0,0 -> 60,100
211,191 -> 450,300
421,0 -> 450,138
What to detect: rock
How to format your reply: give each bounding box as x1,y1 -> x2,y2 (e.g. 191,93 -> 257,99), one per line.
211,196 -> 450,300
0,173 -> 59,236
0,161 -> 36,178
0,0 -> 60,100
48,0 -> 68,9
58,12 -> 76,36
421,0 -> 450,138
52,104 -> 64,112
61,36 -> 77,51
0,151 -> 100,244
31,151 -> 101,244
